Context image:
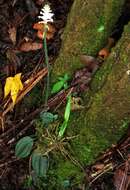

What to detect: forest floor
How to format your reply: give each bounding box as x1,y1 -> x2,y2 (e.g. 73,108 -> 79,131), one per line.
0,0 -> 130,190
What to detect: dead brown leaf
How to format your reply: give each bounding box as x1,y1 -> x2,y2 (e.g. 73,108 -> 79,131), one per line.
33,22 -> 56,40
114,162 -> 130,190
19,42 -> 43,52
98,48 -> 110,58
34,0 -> 44,5
33,23 -> 56,33
37,30 -> 54,40
8,26 -> 17,45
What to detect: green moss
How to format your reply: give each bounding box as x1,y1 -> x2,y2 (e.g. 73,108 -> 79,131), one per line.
90,58 -> 113,92
68,23 -> 130,166
48,23 -> 130,185
56,160 -> 83,183
52,0 -> 125,80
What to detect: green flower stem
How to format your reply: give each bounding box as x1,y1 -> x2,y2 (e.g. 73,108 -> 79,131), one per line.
44,24 -> 50,106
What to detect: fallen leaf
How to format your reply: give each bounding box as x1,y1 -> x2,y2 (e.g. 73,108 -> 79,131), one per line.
4,77 -> 13,98
98,48 -> 110,58
14,73 -> 23,90
80,55 -> 99,72
98,37 -> 115,58
71,97 -> 84,111
35,0 -> 44,5
3,68 -> 47,116
8,26 -> 17,45
19,42 -> 43,52
33,23 -> 56,33
37,30 -> 54,40
114,169 -> 126,190
6,49 -> 21,73
114,162 -> 130,190
33,22 -> 56,40
92,163 -> 105,171
4,73 -> 23,104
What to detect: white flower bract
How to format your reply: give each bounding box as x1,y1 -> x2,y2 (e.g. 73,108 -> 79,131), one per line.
38,4 -> 54,24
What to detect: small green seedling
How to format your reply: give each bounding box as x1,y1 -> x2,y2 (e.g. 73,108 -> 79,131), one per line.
51,73 -> 70,94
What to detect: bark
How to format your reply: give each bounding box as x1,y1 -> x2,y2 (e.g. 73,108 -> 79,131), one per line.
49,0 -> 130,188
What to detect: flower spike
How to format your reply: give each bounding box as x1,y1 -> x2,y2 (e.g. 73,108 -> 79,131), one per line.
38,4 -> 54,24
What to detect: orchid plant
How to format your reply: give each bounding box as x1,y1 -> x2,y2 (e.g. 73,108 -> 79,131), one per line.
38,4 -> 72,138
38,4 -> 54,105
15,4 -> 73,182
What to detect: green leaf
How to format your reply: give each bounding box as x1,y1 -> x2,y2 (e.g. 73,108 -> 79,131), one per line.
58,121 -> 68,138
63,73 -> 70,81
64,95 -> 71,122
51,80 -> 64,94
63,180 -> 70,188
31,152 -> 48,177
58,76 -> 64,81
58,95 -> 71,138
97,25 -> 105,32
63,83 -> 68,90
51,74 -> 70,94
58,74 -> 70,81
15,136 -> 33,158
40,111 -> 58,125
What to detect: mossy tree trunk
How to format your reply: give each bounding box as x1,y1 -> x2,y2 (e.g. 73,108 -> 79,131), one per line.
50,0 -> 130,188
52,0 -> 124,77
